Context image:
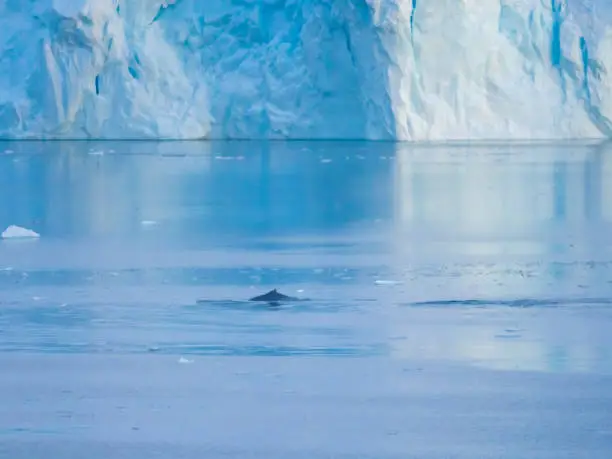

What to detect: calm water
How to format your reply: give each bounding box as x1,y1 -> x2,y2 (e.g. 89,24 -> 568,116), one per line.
0,140 -> 611,458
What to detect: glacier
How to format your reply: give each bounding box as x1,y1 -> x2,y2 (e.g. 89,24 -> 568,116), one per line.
0,0 -> 611,140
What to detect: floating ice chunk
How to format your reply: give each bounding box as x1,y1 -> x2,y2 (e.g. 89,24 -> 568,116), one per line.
375,279 -> 404,286
213,155 -> 245,161
1,225 -> 40,239
178,356 -> 193,364
140,220 -> 158,226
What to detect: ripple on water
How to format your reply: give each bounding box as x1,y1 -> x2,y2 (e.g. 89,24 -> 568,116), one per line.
147,343 -> 386,357
405,297 -> 612,309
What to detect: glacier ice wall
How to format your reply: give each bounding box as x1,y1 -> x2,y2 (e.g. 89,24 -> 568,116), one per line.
389,0 -> 612,139
0,0 -> 211,139
0,0 -> 611,140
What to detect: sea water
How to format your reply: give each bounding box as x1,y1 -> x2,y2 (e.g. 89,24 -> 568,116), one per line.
0,140 -> 611,459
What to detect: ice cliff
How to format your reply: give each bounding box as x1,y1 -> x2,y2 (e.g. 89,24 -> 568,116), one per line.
0,0 -> 611,140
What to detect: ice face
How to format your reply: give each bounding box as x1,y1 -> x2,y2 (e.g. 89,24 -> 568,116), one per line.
391,0 -> 612,139
0,0 -> 610,140
0,0 -> 212,139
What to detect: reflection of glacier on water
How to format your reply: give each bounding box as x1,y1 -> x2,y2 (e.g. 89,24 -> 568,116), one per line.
390,142 -> 612,373
394,143 -> 612,236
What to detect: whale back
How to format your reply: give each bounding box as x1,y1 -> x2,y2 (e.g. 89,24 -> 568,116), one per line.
249,289 -> 298,302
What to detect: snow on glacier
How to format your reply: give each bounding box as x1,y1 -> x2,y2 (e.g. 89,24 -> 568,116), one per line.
0,0 -> 611,140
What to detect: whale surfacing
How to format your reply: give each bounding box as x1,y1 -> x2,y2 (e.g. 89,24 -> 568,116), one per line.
249,289 -> 300,303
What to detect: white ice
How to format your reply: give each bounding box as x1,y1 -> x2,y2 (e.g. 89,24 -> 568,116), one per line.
1,225 -> 40,239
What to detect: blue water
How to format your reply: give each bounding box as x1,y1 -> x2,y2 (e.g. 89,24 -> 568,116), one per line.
0,140 -> 611,459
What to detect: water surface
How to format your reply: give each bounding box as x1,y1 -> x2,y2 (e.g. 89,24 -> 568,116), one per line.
0,140 -> 611,458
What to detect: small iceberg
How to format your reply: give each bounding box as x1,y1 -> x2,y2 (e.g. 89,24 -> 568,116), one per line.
374,279 -> 404,286
1,225 -> 40,239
